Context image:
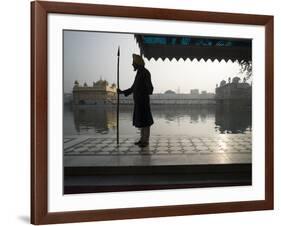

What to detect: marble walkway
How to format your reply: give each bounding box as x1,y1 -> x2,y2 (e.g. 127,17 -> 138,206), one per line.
64,134 -> 251,167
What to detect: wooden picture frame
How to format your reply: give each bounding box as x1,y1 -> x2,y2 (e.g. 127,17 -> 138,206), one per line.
31,1 -> 274,224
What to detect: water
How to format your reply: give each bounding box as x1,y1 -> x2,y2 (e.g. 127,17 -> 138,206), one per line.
64,104 -> 252,137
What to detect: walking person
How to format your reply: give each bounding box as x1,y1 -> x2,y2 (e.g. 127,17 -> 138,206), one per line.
118,54 -> 154,147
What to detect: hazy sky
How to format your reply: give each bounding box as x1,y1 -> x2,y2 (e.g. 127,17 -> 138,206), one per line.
63,30 -> 248,94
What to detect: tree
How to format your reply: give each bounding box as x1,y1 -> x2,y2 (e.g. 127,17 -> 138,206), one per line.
239,60 -> 252,80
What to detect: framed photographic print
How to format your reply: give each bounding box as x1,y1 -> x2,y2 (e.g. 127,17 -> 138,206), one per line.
31,1 -> 274,225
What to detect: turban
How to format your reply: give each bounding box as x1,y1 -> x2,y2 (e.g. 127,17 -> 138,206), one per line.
132,54 -> 145,66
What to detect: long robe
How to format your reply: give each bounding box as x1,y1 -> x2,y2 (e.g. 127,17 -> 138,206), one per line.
123,66 -> 154,128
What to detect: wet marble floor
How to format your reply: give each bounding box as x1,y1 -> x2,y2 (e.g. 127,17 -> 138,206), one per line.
64,134 -> 251,167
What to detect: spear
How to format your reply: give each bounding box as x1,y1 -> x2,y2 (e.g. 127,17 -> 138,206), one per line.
117,46 -> 120,145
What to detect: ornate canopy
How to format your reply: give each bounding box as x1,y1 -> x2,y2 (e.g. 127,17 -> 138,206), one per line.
135,35 -> 252,62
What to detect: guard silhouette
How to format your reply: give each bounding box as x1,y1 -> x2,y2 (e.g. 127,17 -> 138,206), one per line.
118,54 -> 154,147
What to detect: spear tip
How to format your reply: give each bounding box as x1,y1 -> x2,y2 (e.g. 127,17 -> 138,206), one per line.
117,46 -> 120,56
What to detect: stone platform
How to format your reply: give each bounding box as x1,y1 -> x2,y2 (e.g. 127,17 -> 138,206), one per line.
64,134 -> 251,167
64,134 -> 252,194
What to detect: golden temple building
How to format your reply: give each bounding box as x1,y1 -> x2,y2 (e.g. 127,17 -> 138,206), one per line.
73,79 -> 117,105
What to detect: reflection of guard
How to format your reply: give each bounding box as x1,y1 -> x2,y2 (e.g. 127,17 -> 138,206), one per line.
118,54 -> 154,147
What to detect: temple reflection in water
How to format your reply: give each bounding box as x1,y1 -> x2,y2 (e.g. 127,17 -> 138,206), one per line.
65,76 -> 252,136
72,106 -> 117,134
64,104 -> 251,136
215,104 -> 251,134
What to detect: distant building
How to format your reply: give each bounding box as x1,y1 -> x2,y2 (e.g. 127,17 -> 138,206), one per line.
201,90 -> 207,94
72,80 -> 216,105
215,77 -> 251,106
120,92 -> 215,105
220,80 -> 227,87
73,79 -> 117,105
164,90 -> 176,94
190,89 -> 199,95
